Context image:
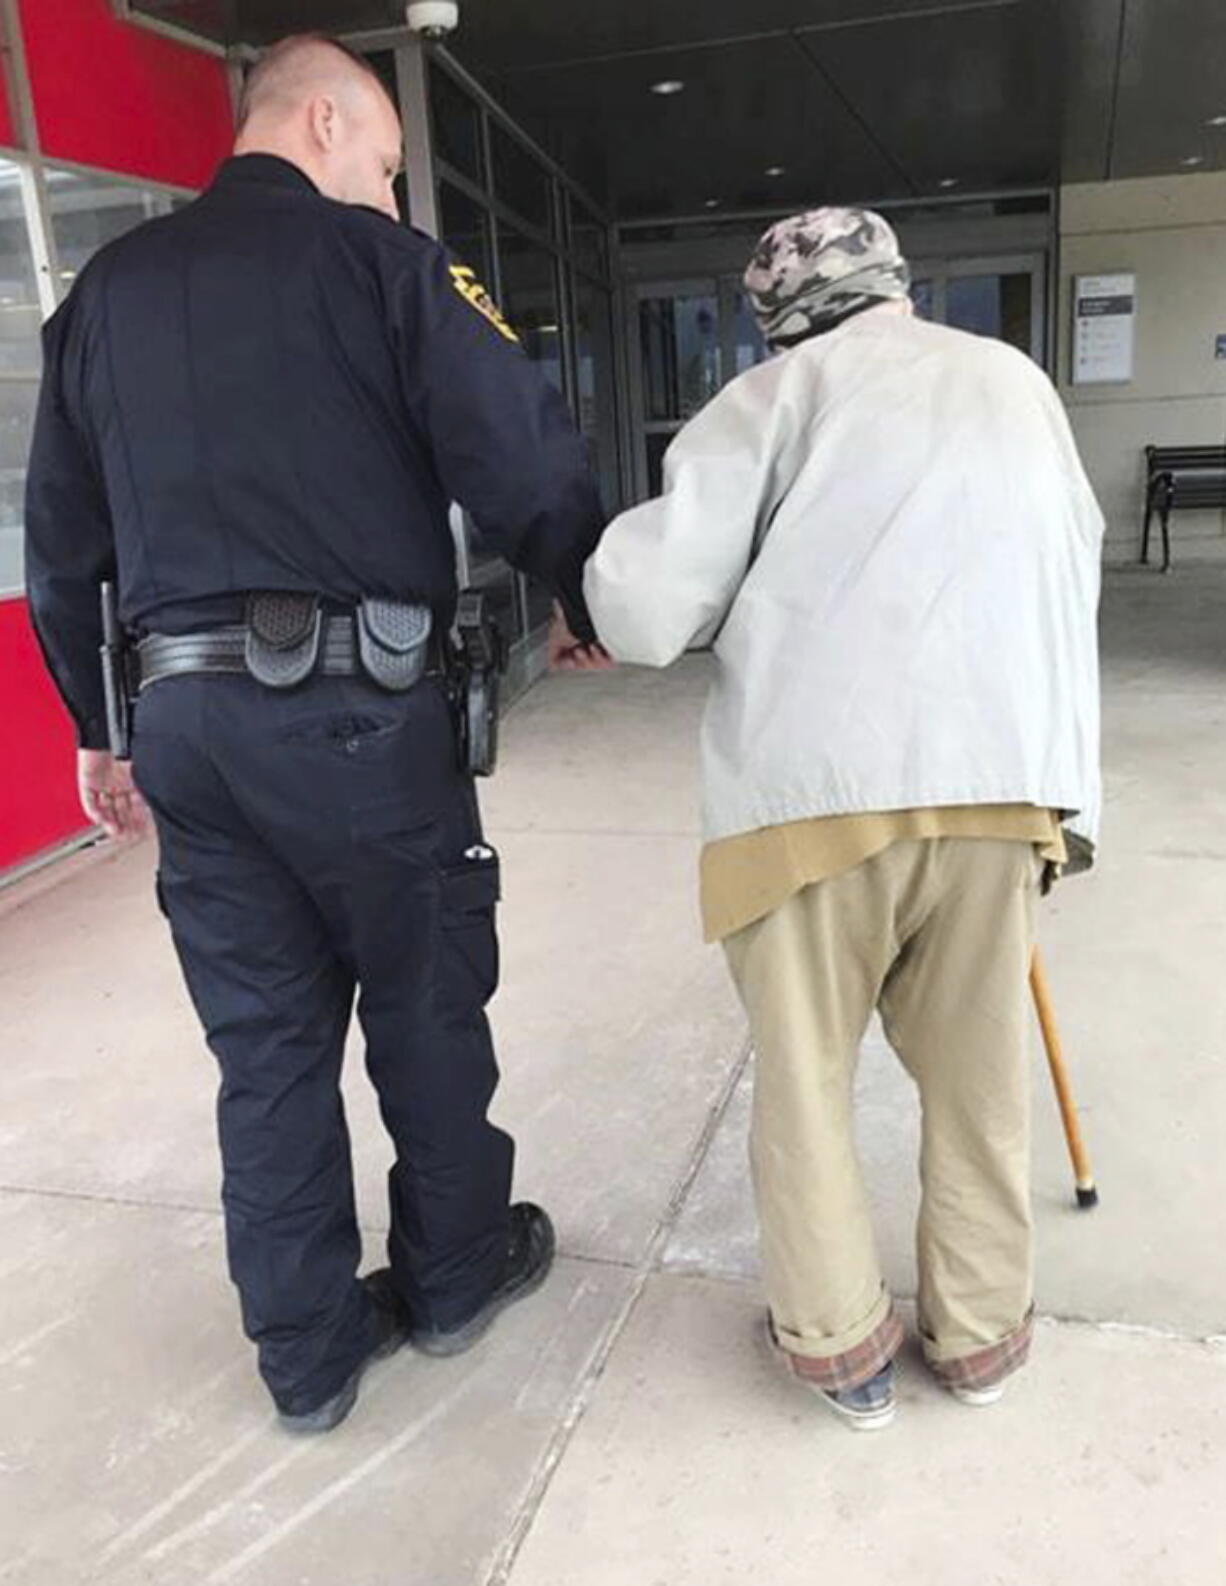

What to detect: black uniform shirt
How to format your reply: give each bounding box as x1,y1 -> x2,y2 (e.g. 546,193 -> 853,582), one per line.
24,154 -> 606,748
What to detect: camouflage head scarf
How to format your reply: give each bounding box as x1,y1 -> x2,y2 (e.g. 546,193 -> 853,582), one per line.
744,207 -> 911,350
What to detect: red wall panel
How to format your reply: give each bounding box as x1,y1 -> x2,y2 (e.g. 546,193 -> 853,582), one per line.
19,0 -> 233,190
0,598 -> 88,871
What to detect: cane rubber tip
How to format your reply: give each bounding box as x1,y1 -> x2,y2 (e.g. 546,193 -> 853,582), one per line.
1076,1185 -> 1099,1209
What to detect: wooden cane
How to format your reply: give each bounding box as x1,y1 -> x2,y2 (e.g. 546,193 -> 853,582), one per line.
1030,949 -> 1099,1208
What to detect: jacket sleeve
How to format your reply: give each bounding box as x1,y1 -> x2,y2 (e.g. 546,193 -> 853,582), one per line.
584,366 -> 788,667
390,234 -> 606,641
24,299 -> 115,751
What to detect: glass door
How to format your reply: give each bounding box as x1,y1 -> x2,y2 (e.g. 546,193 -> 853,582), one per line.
909,253 -> 1046,363
630,276 -> 769,499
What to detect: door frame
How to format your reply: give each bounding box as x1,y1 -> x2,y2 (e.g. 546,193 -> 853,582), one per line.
628,272 -> 761,501
910,251 -> 1047,363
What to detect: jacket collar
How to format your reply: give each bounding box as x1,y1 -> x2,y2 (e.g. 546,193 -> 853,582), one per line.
212,154 -> 320,197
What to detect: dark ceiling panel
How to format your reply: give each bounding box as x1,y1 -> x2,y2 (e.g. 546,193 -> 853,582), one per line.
1057,0 -> 1123,184
135,0 -> 1038,56
479,34 -> 910,218
130,0 -> 230,41
799,0 -> 1060,193
242,0 -> 395,39
452,0 -> 1010,73
1108,0 -> 1226,179
130,0 -> 1226,209
132,0 -> 398,44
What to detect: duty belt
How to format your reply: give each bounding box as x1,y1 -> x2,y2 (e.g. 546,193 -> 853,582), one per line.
136,595 -> 441,695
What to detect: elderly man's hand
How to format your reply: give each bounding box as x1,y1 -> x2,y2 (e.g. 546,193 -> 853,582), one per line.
548,606 -> 616,673
78,749 -> 150,841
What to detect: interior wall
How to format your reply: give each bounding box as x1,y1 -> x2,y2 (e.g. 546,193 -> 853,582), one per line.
1058,172 -> 1226,562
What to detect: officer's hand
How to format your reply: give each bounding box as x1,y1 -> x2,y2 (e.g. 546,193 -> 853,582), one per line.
549,608 -> 615,674
77,750 -> 150,842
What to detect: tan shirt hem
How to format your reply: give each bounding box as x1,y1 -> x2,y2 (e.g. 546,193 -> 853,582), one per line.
701,805 -> 1067,943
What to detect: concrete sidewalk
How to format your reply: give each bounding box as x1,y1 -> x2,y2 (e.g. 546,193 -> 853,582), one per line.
2,567 -> 1225,1586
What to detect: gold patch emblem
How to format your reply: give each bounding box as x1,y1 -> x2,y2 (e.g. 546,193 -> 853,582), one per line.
449,264 -> 520,344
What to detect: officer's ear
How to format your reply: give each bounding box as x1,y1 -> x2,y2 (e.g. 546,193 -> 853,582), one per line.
308,94 -> 339,154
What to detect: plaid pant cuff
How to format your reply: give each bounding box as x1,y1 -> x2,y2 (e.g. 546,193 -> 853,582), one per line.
774,1303 -> 906,1394
926,1307 -> 1035,1392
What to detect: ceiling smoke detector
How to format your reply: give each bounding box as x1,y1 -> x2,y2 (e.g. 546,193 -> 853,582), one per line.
406,2 -> 459,40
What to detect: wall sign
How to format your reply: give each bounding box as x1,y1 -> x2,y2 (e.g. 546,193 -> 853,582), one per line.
1072,272 -> 1136,385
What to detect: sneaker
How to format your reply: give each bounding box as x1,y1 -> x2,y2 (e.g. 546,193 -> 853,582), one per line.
820,1364 -> 898,1431
765,1317 -> 897,1431
409,1203 -> 556,1358
949,1380 -> 1006,1407
277,1269 -> 411,1436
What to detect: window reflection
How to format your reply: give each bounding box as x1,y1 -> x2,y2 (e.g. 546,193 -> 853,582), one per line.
0,159 -> 43,593
46,168 -> 179,287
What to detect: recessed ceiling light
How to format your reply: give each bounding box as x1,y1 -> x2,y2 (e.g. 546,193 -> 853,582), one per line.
704,198 -> 721,209
1181,155 -> 1205,166
765,165 -> 786,178
650,79 -> 685,96
938,178 -> 959,189
1206,115 -> 1226,127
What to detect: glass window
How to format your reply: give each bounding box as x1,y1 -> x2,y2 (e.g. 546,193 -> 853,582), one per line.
438,181 -> 494,286
573,274 -> 620,513
946,272 -> 1033,354
568,194 -> 609,282
490,122 -> 551,234
46,169 -> 178,289
639,293 -> 720,424
910,278 -> 936,321
365,51 -> 400,116
0,382 -> 39,594
731,289 -> 767,377
645,430 -> 672,500
0,163 -> 43,376
497,228 -> 564,632
0,159 -> 43,594
497,228 -> 563,393
430,65 -> 485,187
436,186 -> 520,638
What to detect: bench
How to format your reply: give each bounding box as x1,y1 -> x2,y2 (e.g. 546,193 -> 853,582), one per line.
1141,445 -> 1226,572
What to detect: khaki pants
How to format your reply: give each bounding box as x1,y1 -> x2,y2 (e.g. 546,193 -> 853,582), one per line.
724,838 -> 1039,1393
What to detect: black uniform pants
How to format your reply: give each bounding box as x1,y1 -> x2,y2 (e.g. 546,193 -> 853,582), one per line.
132,672 -> 514,1414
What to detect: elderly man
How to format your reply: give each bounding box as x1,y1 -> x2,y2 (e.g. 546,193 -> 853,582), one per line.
586,209 -> 1102,1430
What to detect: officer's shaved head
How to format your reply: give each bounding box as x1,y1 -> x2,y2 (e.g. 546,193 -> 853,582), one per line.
237,35 -> 386,132
234,34 -> 404,221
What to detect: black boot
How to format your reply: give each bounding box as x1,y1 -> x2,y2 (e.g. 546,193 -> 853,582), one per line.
278,1269 -> 411,1435
410,1203 -> 556,1358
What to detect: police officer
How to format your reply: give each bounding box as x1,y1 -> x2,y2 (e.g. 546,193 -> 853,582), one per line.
24,34 -> 610,1434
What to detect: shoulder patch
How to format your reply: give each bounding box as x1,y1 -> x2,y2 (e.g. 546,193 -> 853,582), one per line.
449,264 -> 520,344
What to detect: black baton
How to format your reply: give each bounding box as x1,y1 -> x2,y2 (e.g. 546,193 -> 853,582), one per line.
99,581 -> 131,760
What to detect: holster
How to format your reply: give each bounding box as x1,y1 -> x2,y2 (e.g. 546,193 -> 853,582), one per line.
453,590 -> 507,778
356,598 -> 433,692
244,593 -> 322,689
